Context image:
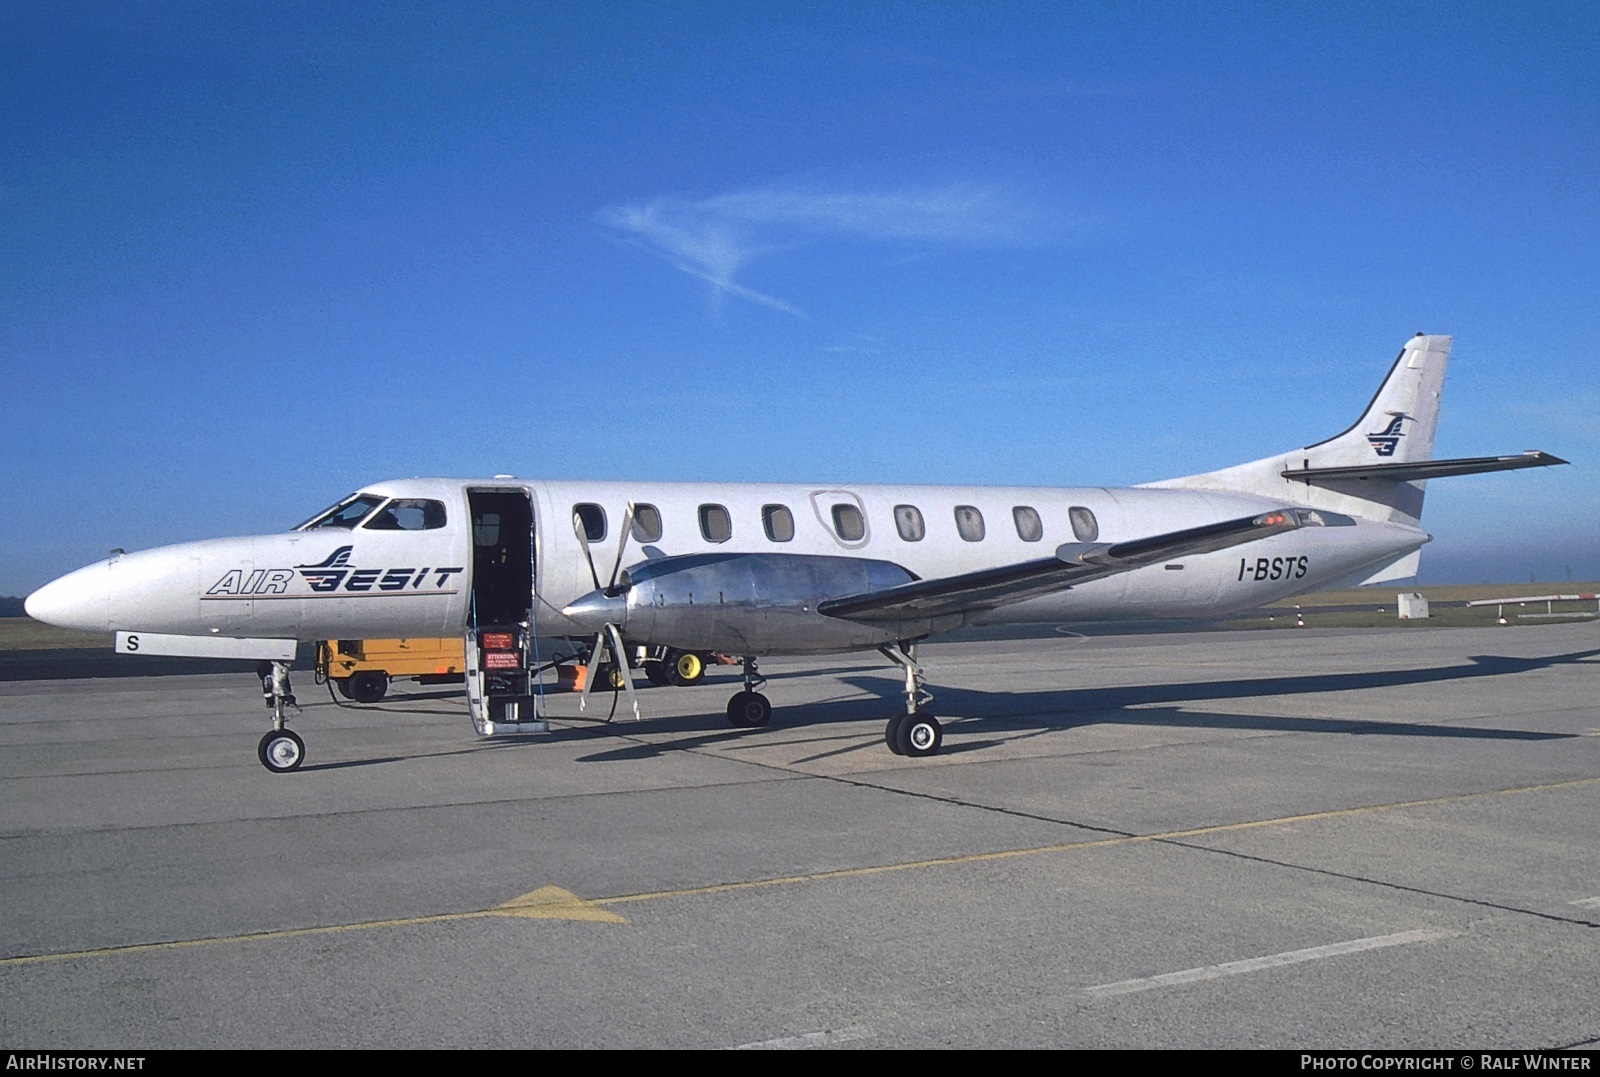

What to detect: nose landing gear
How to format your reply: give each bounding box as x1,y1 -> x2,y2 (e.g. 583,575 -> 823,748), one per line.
257,660 -> 304,773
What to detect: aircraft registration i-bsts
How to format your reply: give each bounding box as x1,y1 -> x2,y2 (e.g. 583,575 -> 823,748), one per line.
25,334 -> 1566,771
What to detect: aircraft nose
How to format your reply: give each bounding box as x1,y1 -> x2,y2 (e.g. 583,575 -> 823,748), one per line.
561,590 -> 628,633
25,562 -> 113,633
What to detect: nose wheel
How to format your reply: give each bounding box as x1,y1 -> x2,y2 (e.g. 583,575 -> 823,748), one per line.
258,728 -> 305,772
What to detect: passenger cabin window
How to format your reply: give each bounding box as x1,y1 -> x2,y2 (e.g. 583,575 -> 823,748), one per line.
954,505 -> 986,542
699,504 -> 732,543
831,504 -> 865,542
1012,506 -> 1043,542
364,499 -> 447,531
296,493 -> 386,530
1069,506 -> 1099,542
631,504 -> 663,543
573,503 -> 606,542
894,504 -> 925,542
762,504 -> 795,542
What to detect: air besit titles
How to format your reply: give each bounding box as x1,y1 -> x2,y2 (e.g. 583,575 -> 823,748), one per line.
205,545 -> 463,596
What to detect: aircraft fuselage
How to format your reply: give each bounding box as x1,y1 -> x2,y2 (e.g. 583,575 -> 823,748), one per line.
25,476 -> 1426,655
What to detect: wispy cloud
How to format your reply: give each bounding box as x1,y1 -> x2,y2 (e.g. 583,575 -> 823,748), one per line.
596,183 -> 1054,315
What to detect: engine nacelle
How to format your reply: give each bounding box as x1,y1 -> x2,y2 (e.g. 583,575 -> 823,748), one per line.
566,553 -> 955,655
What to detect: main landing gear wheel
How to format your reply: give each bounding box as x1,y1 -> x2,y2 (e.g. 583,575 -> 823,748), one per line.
667,649 -> 706,686
886,711 -> 942,757
258,729 -> 305,773
346,670 -> 388,703
726,691 -> 772,727
885,713 -> 908,755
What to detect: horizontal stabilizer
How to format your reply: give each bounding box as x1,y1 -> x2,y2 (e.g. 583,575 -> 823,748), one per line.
819,509 -> 1317,622
1280,451 -> 1567,484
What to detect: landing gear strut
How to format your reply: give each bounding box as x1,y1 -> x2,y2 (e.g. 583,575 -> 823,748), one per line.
726,656 -> 772,727
880,642 -> 941,756
257,660 -> 304,772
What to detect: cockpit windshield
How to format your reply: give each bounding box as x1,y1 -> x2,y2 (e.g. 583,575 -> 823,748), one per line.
294,493 -> 387,531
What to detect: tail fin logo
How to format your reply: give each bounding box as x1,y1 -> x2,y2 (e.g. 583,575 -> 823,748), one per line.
1367,414 -> 1412,457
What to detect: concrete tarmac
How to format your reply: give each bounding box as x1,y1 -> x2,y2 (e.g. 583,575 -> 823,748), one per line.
2,623 -> 1597,1049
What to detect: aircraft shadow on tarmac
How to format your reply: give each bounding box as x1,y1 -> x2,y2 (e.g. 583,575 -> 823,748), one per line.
561,647 -> 1598,763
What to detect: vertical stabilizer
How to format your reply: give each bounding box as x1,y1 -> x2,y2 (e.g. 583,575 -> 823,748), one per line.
1299,333 -> 1450,470
1143,334 -> 1452,526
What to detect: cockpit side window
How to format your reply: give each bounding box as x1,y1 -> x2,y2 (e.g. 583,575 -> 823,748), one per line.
295,494 -> 386,531
363,499 -> 448,531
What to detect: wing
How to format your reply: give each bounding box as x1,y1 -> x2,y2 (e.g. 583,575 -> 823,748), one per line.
817,509 -> 1317,623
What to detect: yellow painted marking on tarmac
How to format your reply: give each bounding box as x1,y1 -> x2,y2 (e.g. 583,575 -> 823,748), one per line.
4,775 -> 1595,968
0,884 -> 623,968
490,885 -> 627,923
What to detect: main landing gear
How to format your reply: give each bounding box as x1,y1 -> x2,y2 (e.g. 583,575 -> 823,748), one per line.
880,642 -> 942,757
257,659 -> 304,773
725,656 -> 772,727
716,647 -> 943,755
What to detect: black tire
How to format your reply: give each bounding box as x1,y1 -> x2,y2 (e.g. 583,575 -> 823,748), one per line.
334,678 -> 356,700
726,691 -> 772,727
258,729 -> 305,773
644,660 -> 672,687
667,649 -> 706,686
885,713 -> 909,755
347,670 -> 388,703
897,710 -> 942,757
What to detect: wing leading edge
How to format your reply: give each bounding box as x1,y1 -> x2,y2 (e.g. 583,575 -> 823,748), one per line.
818,509 -> 1320,623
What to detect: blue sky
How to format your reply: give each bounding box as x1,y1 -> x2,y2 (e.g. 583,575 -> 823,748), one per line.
3,1 -> 1596,594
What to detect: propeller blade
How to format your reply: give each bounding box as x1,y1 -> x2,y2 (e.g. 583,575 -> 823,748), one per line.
575,624 -> 641,721
573,511 -> 602,592
606,502 -> 635,595
604,622 -> 641,721
578,629 -> 607,712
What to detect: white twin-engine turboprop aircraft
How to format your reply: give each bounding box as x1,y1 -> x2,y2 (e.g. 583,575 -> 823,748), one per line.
25,334 -> 1566,771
